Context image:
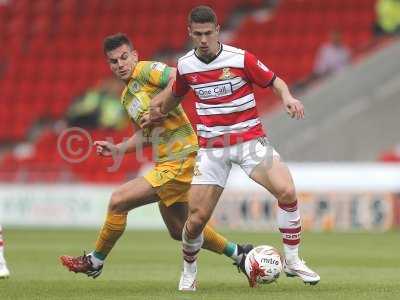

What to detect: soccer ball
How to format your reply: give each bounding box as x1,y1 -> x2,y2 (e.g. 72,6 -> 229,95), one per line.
244,245 -> 283,285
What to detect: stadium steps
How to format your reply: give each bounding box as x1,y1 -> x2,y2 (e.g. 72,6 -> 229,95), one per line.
227,0 -> 376,112
262,39 -> 400,161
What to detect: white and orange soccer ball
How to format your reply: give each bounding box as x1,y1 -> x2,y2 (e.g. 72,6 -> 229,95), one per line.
244,245 -> 283,286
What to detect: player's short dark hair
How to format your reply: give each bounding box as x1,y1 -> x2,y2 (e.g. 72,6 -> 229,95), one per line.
103,33 -> 133,54
188,5 -> 218,25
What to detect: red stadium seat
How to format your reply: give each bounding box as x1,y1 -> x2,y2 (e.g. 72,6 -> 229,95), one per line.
232,0 -> 376,115
0,0 -> 378,181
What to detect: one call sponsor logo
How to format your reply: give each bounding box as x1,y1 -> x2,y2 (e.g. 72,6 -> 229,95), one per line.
194,83 -> 233,100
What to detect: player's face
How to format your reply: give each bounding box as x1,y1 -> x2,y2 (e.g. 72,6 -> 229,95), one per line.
106,44 -> 138,81
188,22 -> 220,58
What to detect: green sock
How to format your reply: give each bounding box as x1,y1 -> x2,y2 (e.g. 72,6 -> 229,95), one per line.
92,250 -> 106,261
223,242 -> 237,257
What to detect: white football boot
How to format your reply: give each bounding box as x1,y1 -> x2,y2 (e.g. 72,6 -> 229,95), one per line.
178,260 -> 197,291
0,261 -> 10,279
284,258 -> 320,285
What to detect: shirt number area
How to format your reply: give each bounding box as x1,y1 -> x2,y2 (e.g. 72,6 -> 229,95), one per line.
194,82 -> 233,100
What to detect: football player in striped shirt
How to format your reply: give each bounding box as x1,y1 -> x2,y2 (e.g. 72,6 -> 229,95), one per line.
60,33 -> 252,279
147,6 -> 320,290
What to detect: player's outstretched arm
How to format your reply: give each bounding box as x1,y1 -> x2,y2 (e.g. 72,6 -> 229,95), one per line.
272,76 -> 305,120
94,122 -> 150,157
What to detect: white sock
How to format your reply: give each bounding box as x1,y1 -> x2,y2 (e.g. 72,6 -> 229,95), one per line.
283,245 -> 299,263
182,224 -> 203,271
183,259 -> 197,273
277,201 -> 301,262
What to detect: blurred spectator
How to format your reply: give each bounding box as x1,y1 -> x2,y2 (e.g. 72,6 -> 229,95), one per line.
293,30 -> 351,91
313,30 -> 351,78
67,78 -> 128,130
374,0 -> 400,36
67,89 -> 101,128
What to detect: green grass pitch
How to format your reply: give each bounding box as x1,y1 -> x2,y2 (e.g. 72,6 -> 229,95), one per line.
1,229 -> 399,300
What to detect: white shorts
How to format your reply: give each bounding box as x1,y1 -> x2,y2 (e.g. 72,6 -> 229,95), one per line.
192,137 -> 280,188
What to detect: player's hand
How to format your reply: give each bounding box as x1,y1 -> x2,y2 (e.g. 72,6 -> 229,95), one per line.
142,108 -> 167,128
140,111 -> 166,128
284,97 -> 304,119
94,140 -> 119,157
150,106 -> 167,123
140,113 -> 152,128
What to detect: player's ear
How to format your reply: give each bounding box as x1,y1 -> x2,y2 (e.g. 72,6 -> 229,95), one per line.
215,24 -> 220,34
132,50 -> 138,61
187,25 -> 192,37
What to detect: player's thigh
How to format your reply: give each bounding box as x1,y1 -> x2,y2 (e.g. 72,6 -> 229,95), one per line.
158,201 -> 188,240
249,155 -> 296,199
188,184 -> 224,223
110,176 -> 160,212
192,148 -> 232,188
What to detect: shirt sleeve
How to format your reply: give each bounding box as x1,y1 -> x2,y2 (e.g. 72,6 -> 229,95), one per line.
172,67 -> 190,97
158,65 -> 172,88
244,51 -> 276,88
139,61 -> 171,89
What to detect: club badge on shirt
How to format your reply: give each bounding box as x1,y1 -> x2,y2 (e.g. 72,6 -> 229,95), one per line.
128,80 -> 141,94
150,62 -> 166,72
219,67 -> 235,80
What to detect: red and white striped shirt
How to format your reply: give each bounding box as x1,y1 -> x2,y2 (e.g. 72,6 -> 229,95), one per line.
173,44 -> 276,148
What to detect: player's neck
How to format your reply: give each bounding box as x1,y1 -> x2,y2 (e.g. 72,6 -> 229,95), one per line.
195,42 -> 222,63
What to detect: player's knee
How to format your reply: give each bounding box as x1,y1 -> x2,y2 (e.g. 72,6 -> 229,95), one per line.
277,185 -> 296,204
188,208 -> 209,233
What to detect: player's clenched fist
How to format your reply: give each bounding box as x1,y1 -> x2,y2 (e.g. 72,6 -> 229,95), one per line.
94,141 -> 119,157
141,109 -> 166,128
150,105 -> 167,122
